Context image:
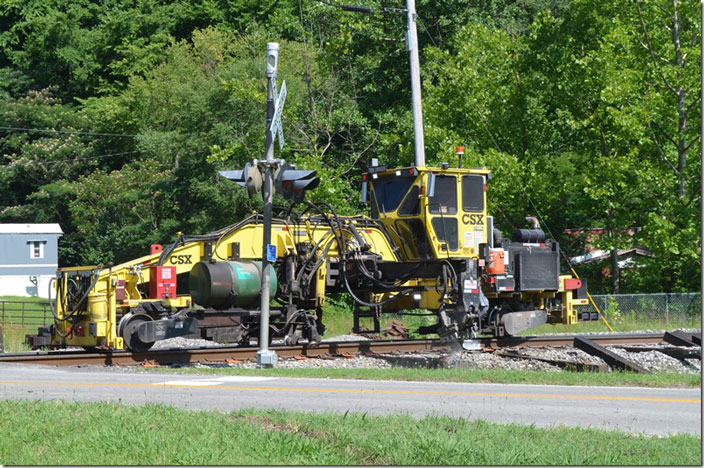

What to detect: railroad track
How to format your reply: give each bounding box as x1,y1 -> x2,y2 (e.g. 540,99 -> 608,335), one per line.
0,332 -> 672,367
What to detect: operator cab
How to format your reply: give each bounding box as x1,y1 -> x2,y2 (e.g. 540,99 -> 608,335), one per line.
362,162 -> 491,261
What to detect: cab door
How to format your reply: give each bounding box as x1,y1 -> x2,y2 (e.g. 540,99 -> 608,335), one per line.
424,173 -> 488,259
459,174 -> 487,257
427,174 -> 460,256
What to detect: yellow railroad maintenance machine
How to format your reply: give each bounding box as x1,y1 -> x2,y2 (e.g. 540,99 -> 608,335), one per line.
29,162 -> 589,352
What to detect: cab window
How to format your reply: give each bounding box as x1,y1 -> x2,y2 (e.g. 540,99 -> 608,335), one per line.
398,185 -> 420,216
462,175 -> 484,211
428,175 -> 457,215
371,175 -> 415,214
395,219 -> 432,259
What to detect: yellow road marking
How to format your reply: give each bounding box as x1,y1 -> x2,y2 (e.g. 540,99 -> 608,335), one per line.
0,381 -> 699,403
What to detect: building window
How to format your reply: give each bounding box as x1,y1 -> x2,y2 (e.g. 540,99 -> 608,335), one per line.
28,241 -> 45,259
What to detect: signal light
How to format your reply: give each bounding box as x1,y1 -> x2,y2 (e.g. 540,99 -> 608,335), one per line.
275,162 -> 320,203
219,162 -> 263,198
244,162 -> 263,197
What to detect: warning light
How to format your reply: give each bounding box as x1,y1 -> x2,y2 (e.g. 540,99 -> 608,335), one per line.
276,162 -> 320,203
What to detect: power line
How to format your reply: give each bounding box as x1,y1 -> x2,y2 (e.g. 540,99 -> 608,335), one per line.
0,126 -> 137,138
416,15 -> 437,47
312,0 -> 406,15
6,150 -> 142,168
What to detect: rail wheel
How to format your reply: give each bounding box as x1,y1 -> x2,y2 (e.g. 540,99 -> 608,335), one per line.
119,313 -> 156,353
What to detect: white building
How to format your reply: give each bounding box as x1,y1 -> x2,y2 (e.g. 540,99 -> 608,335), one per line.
0,223 -> 63,298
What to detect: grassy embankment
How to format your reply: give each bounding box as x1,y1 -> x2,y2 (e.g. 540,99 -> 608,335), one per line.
0,400 -> 699,465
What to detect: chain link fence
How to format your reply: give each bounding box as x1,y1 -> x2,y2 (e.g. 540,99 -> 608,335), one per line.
578,293 -> 701,326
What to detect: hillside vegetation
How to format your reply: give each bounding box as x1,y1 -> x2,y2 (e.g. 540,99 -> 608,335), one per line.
0,0 -> 700,293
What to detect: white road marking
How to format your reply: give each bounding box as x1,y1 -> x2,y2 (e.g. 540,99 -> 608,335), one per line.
154,376 -> 277,386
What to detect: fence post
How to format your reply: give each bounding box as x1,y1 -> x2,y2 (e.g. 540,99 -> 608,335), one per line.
22,301 -> 26,325
665,293 -> 669,323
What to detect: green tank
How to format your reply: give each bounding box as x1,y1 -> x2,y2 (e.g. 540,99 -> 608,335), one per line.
188,261 -> 277,309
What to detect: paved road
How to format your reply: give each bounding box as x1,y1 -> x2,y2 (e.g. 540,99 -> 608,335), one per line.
0,363 -> 700,436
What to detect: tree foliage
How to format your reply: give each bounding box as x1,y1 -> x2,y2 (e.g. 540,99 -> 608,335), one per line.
0,0 -> 700,292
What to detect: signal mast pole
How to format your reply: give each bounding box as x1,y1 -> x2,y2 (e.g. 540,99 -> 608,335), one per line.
406,0 -> 426,167
257,42 -> 279,368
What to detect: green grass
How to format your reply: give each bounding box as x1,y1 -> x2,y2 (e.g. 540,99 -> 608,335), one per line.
0,400 -> 699,465
0,295 -> 50,304
321,297 -> 436,338
0,295 -> 52,352
0,323 -> 33,353
145,366 -> 700,388
524,317 -> 702,336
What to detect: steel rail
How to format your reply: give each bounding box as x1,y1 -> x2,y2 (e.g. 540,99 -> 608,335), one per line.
0,332 -> 668,367
485,332 -> 668,348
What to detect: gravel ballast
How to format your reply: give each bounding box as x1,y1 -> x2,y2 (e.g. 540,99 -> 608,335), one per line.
160,332 -> 700,374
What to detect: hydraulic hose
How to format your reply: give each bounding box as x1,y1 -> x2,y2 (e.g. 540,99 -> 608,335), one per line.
341,267 -> 414,308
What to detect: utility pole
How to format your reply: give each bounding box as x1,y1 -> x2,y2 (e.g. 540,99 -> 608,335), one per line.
257,42 -> 280,368
338,1 -> 426,166
406,0 -> 426,167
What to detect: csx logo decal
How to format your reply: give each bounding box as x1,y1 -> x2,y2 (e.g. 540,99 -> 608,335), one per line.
462,214 -> 484,225
169,255 -> 192,265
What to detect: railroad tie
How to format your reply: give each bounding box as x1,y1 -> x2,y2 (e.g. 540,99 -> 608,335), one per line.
496,350 -> 608,372
663,331 -> 699,348
573,336 -> 650,373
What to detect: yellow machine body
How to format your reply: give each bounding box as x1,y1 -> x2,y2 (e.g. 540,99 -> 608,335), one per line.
48,164 -> 585,350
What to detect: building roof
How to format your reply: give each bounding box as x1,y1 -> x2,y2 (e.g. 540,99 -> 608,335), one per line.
0,223 -> 63,234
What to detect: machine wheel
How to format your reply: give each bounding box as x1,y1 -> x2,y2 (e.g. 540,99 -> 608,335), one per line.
284,334 -> 299,346
119,313 -> 155,353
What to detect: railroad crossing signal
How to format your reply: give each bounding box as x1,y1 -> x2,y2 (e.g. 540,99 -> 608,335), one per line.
275,162 -> 320,203
270,80 -> 286,150
220,160 -> 318,203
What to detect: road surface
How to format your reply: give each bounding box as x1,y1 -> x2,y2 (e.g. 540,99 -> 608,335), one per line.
0,363 -> 700,436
